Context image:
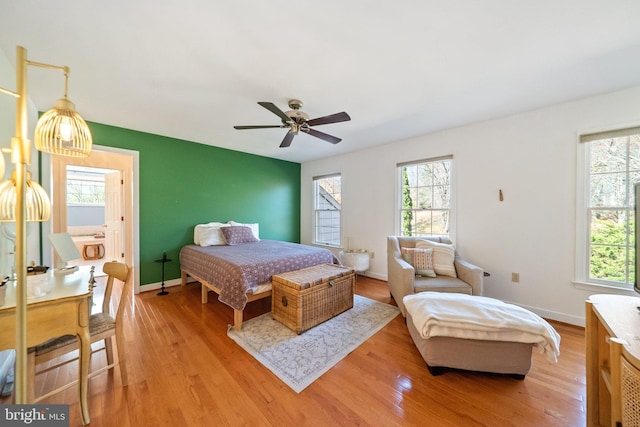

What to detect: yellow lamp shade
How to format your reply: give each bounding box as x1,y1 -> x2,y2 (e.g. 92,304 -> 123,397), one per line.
0,170 -> 51,222
34,97 -> 92,158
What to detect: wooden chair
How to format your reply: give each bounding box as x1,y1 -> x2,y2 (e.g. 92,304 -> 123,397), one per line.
27,261 -> 131,402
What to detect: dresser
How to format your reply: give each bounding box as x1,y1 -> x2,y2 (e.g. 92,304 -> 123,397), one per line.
586,294 -> 640,426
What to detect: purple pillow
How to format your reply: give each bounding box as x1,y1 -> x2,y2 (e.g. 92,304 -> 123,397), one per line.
220,226 -> 258,245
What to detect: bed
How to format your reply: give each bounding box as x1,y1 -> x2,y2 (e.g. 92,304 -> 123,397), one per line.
180,238 -> 338,330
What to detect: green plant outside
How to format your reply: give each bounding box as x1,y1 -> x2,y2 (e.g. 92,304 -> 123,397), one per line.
402,168 -> 413,236
590,217 -> 635,284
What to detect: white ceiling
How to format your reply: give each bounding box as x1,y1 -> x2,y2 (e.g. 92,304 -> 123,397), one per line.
1,1 -> 640,163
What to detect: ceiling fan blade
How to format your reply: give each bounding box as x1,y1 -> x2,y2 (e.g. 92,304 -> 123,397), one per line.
234,125 -> 284,130
279,131 -> 296,148
306,112 -> 351,127
303,128 -> 342,144
258,102 -> 291,123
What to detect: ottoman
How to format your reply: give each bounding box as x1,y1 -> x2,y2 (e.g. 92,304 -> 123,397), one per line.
403,292 -> 561,379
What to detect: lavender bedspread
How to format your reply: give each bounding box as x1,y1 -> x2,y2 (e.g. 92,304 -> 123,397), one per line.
179,240 -> 337,311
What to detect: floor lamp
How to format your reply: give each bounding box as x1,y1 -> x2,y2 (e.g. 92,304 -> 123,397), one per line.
0,46 -> 92,403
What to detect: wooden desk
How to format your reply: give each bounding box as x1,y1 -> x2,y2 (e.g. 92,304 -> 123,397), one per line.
0,268 -> 93,425
586,294 -> 640,427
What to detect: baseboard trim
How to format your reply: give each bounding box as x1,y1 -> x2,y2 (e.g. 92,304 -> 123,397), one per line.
139,277 -> 183,293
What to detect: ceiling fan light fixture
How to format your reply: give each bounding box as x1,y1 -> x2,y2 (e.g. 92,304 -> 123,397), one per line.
286,110 -> 309,123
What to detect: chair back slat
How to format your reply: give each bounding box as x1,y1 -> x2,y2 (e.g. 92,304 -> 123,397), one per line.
101,262 -> 130,316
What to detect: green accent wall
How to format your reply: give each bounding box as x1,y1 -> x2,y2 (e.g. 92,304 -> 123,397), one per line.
87,121 -> 301,287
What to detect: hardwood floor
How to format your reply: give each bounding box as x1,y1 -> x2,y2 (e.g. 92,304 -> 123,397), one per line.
18,276 -> 586,426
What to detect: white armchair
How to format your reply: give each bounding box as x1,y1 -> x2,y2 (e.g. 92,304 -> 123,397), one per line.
387,236 -> 483,317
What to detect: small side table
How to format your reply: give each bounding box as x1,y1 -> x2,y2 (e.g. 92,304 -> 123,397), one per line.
154,252 -> 171,296
82,243 -> 105,260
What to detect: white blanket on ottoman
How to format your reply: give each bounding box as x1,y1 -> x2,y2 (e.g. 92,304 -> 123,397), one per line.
403,292 -> 561,363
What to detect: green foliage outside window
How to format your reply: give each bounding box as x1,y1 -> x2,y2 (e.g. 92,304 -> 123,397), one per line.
590,215 -> 635,283
402,169 -> 413,236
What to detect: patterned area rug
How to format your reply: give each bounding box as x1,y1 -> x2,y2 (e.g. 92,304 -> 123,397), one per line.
227,295 -> 400,393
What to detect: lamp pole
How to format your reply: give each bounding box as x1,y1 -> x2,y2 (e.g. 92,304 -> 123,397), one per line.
1,45 -> 91,406
0,46 -> 92,412
13,45 -> 31,404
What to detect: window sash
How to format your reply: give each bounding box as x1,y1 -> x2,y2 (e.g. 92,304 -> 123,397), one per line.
313,174 -> 341,246
576,128 -> 640,289
398,157 -> 452,238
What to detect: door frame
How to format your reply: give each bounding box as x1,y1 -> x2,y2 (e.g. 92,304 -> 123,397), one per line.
42,145 -> 140,293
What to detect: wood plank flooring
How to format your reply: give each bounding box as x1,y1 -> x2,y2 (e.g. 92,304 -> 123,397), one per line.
12,276 -> 587,426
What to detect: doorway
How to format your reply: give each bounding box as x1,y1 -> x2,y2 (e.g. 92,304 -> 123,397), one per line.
63,165 -> 119,273
50,147 -> 138,289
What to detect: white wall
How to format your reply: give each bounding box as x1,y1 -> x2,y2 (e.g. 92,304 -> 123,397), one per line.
301,85 -> 640,326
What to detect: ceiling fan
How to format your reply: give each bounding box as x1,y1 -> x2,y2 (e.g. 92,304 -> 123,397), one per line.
234,99 -> 351,148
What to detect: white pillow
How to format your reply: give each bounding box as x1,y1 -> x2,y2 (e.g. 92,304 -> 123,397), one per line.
194,224 -> 206,245
228,221 -> 260,240
194,222 -> 227,246
415,239 -> 457,278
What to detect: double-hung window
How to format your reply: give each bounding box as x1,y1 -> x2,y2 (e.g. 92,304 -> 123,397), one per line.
66,167 -> 105,204
577,127 -> 640,289
398,156 -> 453,238
313,174 -> 341,246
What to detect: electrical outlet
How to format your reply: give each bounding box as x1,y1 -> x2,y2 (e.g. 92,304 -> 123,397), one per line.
370,252 -> 375,259
511,272 -> 520,283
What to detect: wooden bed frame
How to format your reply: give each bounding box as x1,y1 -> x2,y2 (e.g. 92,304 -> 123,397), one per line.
181,269 -> 272,330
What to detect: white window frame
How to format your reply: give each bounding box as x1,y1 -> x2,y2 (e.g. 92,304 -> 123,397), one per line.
313,173 -> 341,247
575,125 -> 640,294
396,156 -> 454,239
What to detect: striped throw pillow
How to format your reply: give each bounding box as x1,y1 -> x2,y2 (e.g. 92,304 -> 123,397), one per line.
401,247 -> 436,277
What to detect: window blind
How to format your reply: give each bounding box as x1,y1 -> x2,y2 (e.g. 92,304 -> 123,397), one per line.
312,172 -> 340,181
579,126 -> 640,143
397,154 -> 453,168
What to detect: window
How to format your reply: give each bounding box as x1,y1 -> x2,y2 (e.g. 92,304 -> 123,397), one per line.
578,127 -> 640,289
314,174 -> 341,246
66,168 -> 105,204
398,156 -> 452,238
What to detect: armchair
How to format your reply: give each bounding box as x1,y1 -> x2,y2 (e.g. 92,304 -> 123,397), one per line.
387,236 -> 483,317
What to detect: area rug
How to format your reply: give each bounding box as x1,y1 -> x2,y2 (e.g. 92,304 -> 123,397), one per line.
227,295 -> 400,393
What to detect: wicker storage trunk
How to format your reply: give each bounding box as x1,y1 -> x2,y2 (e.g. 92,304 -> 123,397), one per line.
272,264 -> 355,334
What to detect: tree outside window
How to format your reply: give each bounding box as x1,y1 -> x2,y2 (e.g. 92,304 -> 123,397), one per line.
66,166 -> 106,205
66,179 -> 105,204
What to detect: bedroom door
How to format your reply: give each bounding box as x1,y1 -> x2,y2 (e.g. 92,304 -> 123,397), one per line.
104,171 -> 123,261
